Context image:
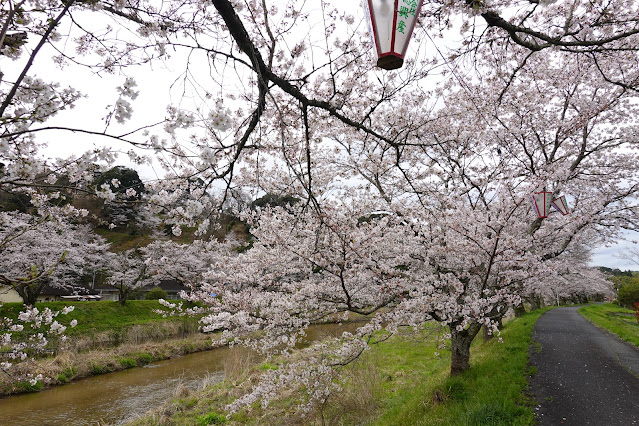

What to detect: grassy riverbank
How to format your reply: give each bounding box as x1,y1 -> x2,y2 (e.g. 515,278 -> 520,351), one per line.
578,303 -> 639,347
130,309 -> 549,425
0,300 -> 213,396
0,300 -> 199,339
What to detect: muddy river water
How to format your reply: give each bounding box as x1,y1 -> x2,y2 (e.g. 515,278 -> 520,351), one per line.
0,323 -> 359,425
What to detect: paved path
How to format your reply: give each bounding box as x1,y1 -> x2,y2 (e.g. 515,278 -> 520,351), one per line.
529,306 -> 639,425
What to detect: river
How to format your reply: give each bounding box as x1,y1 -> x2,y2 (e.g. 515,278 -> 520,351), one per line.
0,322 -> 359,425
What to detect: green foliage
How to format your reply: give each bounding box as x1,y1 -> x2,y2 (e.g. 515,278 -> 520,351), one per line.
118,357 -> 138,368
145,287 -> 168,300
93,166 -> 145,196
57,366 -> 77,383
579,303 -> 639,347
251,193 -> 300,209
617,279 -> 639,308
90,363 -> 115,374
197,412 -> 226,425
94,228 -> 154,251
599,267 -> 635,277
135,352 -> 154,365
258,362 -> 278,371
93,166 -> 146,230
14,380 -> 43,393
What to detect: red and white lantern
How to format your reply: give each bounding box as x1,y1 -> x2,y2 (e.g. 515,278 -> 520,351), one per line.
363,0 -> 424,70
531,191 -> 552,218
551,196 -> 570,216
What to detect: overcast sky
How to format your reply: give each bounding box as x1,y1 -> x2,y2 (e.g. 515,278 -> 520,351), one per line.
590,231 -> 639,271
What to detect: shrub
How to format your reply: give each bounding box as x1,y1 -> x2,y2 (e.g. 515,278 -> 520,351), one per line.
118,357 -> 138,368
135,352 -> 154,365
14,380 -> 43,393
198,412 -> 226,425
90,363 -> 114,374
145,288 -> 168,300
617,280 -> 639,308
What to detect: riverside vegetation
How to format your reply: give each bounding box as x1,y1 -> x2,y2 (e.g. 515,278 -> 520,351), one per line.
0,300 -> 215,395
128,309 -> 551,425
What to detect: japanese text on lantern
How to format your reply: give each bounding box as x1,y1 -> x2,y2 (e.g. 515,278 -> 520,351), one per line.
397,0 -> 418,34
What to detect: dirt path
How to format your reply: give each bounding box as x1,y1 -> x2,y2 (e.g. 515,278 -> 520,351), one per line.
529,306 -> 639,425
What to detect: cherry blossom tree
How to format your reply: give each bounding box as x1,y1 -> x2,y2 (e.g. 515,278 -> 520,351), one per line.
142,239 -> 236,290
0,211 -> 111,305
106,248 -> 156,305
172,18 -> 639,407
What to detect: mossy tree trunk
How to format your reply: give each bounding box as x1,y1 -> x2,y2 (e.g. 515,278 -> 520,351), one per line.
449,322 -> 482,376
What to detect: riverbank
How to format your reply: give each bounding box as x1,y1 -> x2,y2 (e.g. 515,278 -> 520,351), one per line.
0,300 -> 217,396
1,331 -> 222,395
0,301 -> 366,397
578,303 -> 639,346
129,309 -> 549,425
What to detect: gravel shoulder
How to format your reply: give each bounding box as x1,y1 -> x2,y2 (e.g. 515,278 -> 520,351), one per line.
529,306 -> 639,425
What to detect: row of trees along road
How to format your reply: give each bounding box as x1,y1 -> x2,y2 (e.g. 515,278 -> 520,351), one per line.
1,0 -> 638,411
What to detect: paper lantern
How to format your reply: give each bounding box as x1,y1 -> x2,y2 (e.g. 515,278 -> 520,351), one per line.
551,196 -> 570,216
531,191 -> 552,218
363,0 -> 424,70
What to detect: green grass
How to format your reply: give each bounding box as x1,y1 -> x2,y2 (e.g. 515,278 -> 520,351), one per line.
129,310 -> 548,425
94,228 -> 155,251
578,303 -> 639,347
370,310 -> 547,426
0,300 -> 200,340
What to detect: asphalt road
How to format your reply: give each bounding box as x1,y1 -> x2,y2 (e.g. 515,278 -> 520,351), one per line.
529,306 -> 639,425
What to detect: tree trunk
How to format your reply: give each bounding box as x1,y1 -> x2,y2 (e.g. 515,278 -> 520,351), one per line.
118,285 -> 129,306
15,282 -> 44,306
449,322 -> 482,376
530,295 -> 542,311
514,303 -> 526,317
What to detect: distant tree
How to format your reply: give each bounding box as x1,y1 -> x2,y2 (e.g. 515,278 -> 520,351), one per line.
93,166 -> 145,197
93,166 -> 145,229
251,193 -> 300,210
145,287 -> 168,300
0,190 -> 32,213
106,249 -> 155,306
